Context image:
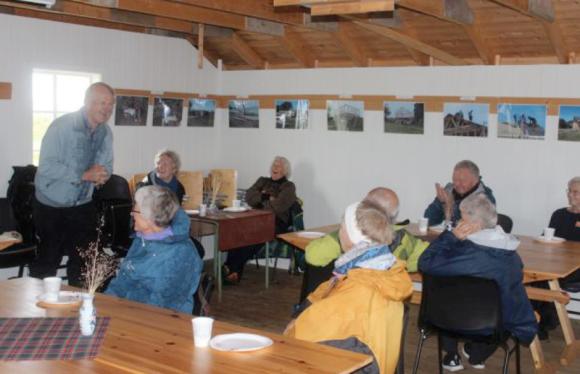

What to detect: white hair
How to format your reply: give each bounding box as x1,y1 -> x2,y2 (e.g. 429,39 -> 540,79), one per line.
155,149 -> 181,174
454,160 -> 480,179
568,176 -> 580,189
273,156 -> 291,178
134,186 -> 179,228
460,194 -> 497,229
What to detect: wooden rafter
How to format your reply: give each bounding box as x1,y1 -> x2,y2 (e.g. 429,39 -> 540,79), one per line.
335,21 -> 368,67
489,0 -> 554,22
542,21 -> 567,64
351,20 -> 469,65
197,23 -> 204,68
396,0 -> 473,25
274,0 -> 395,16
185,35 -> 221,68
278,29 -> 316,67
231,33 -> 265,68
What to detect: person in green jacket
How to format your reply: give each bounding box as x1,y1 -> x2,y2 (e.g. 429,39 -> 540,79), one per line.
300,187 -> 428,301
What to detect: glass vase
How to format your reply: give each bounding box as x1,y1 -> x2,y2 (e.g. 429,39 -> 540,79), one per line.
79,293 -> 97,336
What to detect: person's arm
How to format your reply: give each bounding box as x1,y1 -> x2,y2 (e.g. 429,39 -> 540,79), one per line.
396,232 -> 429,273
244,177 -> 267,208
94,125 -> 114,184
263,181 -> 296,218
305,231 -> 341,267
36,122 -> 81,184
423,198 -> 445,226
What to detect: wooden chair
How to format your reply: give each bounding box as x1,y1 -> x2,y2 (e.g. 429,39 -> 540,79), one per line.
209,169 -> 237,207
128,172 -> 147,197
177,171 -> 204,210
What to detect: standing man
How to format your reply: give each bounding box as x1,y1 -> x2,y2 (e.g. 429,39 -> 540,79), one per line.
424,160 -> 495,227
31,82 -> 114,286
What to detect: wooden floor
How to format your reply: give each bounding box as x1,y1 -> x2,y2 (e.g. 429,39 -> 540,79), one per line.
208,262 -> 580,373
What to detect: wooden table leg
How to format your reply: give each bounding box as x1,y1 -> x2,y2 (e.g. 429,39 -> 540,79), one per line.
529,337 -> 557,373
265,241 -> 270,289
548,279 -> 578,366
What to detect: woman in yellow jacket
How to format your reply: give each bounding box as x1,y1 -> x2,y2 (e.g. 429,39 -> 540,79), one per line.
285,200 -> 413,374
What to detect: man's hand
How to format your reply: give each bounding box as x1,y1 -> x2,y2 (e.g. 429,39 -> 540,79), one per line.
82,165 -> 108,185
452,220 -> 480,240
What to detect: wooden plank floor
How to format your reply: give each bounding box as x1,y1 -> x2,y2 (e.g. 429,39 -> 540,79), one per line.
208,262 -> 580,373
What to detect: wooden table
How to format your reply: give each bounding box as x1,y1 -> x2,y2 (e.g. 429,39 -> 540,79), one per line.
0,232 -> 22,251
189,209 -> 275,300
279,223 -> 580,373
0,278 -> 372,373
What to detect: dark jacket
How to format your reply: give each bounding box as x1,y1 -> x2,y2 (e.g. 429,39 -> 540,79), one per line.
424,181 -> 496,226
138,171 -> 186,204
105,209 -> 202,313
245,176 -> 296,229
418,230 -> 538,344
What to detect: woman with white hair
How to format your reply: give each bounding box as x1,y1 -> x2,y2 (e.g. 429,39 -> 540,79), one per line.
105,186 -> 202,313
285,200 -> 413,374
138,149 -> 186,204
222,156 -> 298,283
549,176 -> 580,242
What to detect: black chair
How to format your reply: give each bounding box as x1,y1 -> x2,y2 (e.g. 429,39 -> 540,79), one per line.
412,274 -> 520,374
396,303 -> 410,374
109,203 -> 133,257
497,214 -> 513,234
0,198 -> 36,278
193,272 -> 215,316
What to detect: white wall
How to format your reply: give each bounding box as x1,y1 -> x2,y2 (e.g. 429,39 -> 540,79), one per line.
219,66 -> 580,235
0,13 -> 220,196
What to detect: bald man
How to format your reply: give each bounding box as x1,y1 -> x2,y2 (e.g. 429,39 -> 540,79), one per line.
300,187 -> 428,301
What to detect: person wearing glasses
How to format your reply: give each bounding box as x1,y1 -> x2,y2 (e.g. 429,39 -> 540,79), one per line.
105,186 -> 202,313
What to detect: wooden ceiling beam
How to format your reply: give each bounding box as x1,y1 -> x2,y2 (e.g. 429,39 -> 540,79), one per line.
396,0 -> 473,25
489,0 -> 554,22
542,21 -> 568,64
231,32 -> 265,69
185,35 -> 221,68
351,20 -> 469,65
335,21 -> 368,67
278,29 -> 316,68
311,1 -> 395,16
192,24 -> 234,38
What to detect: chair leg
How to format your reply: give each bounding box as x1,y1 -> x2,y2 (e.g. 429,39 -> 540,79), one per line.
437,333 -> 443,374
412,330 -> 427,374
502,344 -> 511,374
18,264 -> 25,278
515,341 -> 521,374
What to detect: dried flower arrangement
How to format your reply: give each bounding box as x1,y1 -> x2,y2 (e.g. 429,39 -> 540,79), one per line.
203,174 -> 223,207
79,216 -> 120,295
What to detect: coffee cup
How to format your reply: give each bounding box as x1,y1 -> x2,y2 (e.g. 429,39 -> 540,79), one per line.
192,317 -> 214,348
199,204 -> 207,217
418,217 -> 429,233
543,227 -> 555,241
43,277 -> 62,302
232,199 -> 241,208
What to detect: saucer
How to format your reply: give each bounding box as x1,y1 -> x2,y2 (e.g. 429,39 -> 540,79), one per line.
185,209 -> 199,215
223,207 -> 249,213
210,333 -> 273,352
534,236 -> 565,244
36,291 -> 83,308
296,231 -> 325,239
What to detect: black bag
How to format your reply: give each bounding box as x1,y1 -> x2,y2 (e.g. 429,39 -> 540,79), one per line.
6,165 -> 37,244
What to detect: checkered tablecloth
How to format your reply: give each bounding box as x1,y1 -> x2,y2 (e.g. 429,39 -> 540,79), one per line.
0,317 -> 109,361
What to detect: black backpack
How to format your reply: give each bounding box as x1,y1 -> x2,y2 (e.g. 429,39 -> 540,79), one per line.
6,165 -> 37,244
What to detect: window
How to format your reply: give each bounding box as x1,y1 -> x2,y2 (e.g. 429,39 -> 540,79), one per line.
32,70 -> 101,165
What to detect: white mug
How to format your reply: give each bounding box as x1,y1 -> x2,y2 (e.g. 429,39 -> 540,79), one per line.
232,199 -> 241,208
199,204 -> 207,217
543,227 -> 555,241
418,217 -> 429,233
192,317 -> 214,348
43,277 -> 62,302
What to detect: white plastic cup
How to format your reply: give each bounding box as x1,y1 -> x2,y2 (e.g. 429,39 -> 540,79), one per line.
232,199 -> 241,208
43,277 -> 62,302
418,217 -> 429,233
199,204 -> 207,217
192,317 -> 214,348
543,227 -> 555,241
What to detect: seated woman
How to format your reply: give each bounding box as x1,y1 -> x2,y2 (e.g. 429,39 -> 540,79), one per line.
137,149 -> 204,259
285,201 -> 413,374
105,186 -> 202,313
138,149 -> 186,204
222,156 -> 298,283
536,176 -> 580,338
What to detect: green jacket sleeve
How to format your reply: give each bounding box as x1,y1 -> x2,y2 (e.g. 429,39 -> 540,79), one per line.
305,230 -> 341,267
392,230 -> 429,273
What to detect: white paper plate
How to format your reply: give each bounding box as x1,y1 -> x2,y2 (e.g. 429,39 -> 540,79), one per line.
210,333 -> 273,352
185,209 -> 199,215
296,231 -> 325,239
534,236 -> 565,244
36,291 -> 82,305
223,207 -> 249,213
428,225 -> 446,233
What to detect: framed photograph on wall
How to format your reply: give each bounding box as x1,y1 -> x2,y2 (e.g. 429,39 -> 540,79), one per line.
327,100 -> 364,132
275,99 -> 309,129
443,103 -> 489,137
153,97 -> 183,127
229,100 -> 259,128
497,103 -> 546,140
558,105 -> 580,142
384,101 -> 424,134
187,98 -> 215,127
114,95 -> 148,126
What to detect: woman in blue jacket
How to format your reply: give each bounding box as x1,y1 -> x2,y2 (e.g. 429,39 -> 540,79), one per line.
106,185 -> 202,313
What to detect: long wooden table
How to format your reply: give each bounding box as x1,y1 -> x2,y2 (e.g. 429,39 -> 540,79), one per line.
189,209 -> 275,301
0,278 -> 372,373
279,223 -> 580,373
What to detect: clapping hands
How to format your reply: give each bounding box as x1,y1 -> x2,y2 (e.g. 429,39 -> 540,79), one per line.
82,165 -> 109,186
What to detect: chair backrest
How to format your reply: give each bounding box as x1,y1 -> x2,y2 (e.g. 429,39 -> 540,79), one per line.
419,274 -> 503,335
128,173 -> 147,197
177,171 -> 203,210
0,198 -> 17,232
497,213 -> 513,234
109,203 -> 133,256
209,169 -> 237,207
94,174 -> 132,202
193,272 -> 215,316
289,199 -> 304,231
6,165 -> 37,243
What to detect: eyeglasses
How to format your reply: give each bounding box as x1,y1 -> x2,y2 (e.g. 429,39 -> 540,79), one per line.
567,189 -> 580,196
131,209 -> 141,215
